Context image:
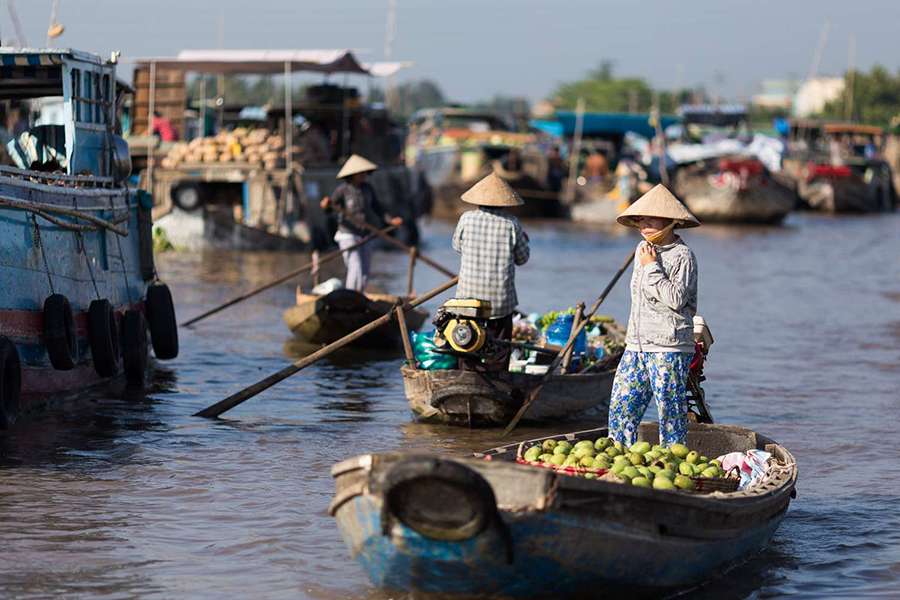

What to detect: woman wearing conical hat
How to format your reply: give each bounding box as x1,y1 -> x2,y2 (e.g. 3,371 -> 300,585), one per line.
607,184 -> 700,447
321,154 -> 403,292
452,173 -> 530,369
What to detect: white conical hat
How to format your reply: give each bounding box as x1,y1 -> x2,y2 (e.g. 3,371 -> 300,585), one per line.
617,184 -> 700,228
336,154 -> 377,179
461,173 -> 524,207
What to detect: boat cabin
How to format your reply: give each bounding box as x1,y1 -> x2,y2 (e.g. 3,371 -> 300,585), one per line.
0,48 -> 128,179
678,104 -> 750,143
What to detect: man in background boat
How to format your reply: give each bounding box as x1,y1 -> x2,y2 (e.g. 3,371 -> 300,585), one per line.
452,173 -> 530,369
608,184 -> 700,446
321,154 -> 403,292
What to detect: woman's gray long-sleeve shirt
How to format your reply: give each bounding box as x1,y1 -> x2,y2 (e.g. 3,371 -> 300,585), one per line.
624,238 -> 698,353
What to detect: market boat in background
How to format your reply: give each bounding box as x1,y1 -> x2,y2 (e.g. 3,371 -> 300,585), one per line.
782,120 -> 896,213
407,107 -> 562,219
284,289 -> 427,349
669,105 -> 796,224
329,422 -> 798,598
0,47 -> 178,427
541,111 -> 679,225
130,50 -> 427,250
402,321 -> 625,426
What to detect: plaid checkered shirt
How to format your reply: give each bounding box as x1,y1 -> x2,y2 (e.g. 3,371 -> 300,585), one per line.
452,207 -> 530,318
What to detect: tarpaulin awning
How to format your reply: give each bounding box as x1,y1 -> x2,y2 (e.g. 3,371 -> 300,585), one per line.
362,61 -> 414,78
132,49 -> 370,75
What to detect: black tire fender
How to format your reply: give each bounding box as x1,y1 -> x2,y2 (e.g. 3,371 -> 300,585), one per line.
88,299 -> 119,377
0,336 -> 22,429
42,293 -> 77,370
122,309 -> 149,386
172,183 -> 203,212
146,282 -> 178,360
381,457 -> 499,542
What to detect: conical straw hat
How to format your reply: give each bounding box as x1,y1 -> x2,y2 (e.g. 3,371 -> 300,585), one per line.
461,173 -> 523,207
336,154 -> 377,179
616,184 -> 700,228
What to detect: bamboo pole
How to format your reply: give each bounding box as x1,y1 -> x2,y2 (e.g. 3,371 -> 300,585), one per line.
194,276 -> 459,418
560,302 -> 585,374
395,306 -> 416,368
502,250 -> 635,436
406,247 -> 417,296
180,224 -> 397,327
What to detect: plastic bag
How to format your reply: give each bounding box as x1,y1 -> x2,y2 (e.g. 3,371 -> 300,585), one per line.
545,313 -> 586,356
411,330 -> 458,370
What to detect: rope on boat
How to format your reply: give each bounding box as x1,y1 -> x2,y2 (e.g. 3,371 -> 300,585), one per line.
31,214 -> 55,294
0,194 -> 129,236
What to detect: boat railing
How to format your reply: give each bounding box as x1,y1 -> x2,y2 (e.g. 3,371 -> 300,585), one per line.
0,165 -> 118,189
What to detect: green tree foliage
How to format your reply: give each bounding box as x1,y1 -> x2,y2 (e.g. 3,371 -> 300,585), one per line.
819,65 -> 900,127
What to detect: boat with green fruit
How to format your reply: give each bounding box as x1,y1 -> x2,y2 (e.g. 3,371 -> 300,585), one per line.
329,421 -> 798,597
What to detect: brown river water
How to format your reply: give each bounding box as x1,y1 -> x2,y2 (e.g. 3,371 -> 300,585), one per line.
0,213 -> 899,599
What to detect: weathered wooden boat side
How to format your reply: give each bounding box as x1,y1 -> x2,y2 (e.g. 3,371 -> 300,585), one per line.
402,365 -> 616,426
330,422 -> 798,598
674,165 -> 797,224
283,289 -> 428,348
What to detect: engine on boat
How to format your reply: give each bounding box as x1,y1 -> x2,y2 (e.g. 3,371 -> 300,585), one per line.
432,298 -> 505,364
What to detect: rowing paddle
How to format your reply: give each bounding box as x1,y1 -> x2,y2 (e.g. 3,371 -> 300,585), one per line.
194,276 -> 459,418
501,249 -> 636,436
180,224 -> 397,328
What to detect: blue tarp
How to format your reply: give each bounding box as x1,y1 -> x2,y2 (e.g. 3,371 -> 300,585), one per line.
552,111 -> 680,139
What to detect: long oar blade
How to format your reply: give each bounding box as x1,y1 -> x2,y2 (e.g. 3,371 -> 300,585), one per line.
194,276 -> 459,419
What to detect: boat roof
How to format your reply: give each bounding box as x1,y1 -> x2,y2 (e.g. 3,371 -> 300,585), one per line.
823,122 -> 883,135
554,111 -> 680,139
132,49 -> 372,75
0,47 -> 106,66
679,104 -> 747,126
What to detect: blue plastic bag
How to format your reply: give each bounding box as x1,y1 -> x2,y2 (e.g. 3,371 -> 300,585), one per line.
545,313 -> 586,356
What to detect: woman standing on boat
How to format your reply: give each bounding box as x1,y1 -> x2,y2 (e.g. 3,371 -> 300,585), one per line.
321,155 -> 403,292
608,184 -> 700,446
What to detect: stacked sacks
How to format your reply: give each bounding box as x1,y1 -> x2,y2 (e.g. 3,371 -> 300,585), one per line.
159,128 -> 301,171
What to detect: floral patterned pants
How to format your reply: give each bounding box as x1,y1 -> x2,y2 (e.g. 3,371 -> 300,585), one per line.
608,350 -> 691,447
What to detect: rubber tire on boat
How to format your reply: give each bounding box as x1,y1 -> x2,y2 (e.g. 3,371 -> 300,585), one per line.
42,293 -> 77,370
0,336 -> 22,429
382,457 -> 498,542
122,309 -> 149,386
146,282 -> 178,359
172,183 -> 203,212
88,299 -> 120,377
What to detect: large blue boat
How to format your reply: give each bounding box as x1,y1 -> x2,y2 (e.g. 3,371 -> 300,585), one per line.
330,422 -> 797,598
0,47 -> 178,427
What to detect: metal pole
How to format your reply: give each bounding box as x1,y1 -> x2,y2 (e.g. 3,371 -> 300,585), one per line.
199,76 -> 207,138
563,97 -> 585,205
147,60 -> 156,193
284,61 -> 294,226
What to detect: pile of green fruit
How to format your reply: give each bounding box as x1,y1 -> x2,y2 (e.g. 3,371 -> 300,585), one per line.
521,437 -> 731,491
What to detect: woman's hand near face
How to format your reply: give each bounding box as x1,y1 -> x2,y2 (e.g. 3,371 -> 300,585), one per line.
638,242 -> 657,266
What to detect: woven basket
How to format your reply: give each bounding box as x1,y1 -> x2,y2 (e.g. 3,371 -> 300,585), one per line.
691,466 -> 741,493
516,441 -> 609,477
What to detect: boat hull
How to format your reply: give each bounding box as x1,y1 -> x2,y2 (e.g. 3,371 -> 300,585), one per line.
283,290 -> 428,349
330,422 -> 798,597
402,364 -> 617,426
0,170 -> 154,422
675,170 -> 796,224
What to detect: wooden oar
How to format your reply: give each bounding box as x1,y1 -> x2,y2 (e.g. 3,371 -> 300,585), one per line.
180,225 -> 397,328
501,249 -> 636,436
334,208 -> 456,278
194,276 -> 459,418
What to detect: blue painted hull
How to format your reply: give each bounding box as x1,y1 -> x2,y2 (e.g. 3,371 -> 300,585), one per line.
336,494 -> 784,597
0,171 -> 151,406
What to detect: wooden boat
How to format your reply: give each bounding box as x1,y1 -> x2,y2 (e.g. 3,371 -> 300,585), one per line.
329,422 -> 798,598
283,289 -> 428,349
673,157 -> 797,224
403,362 -> 618,427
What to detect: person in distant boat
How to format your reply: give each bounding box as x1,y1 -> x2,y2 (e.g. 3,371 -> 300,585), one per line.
607,184 -> 700,447
152,111 -> 178,142
452,173 -> 530,369
320,154 -> 403,292
583,151 -> 609,183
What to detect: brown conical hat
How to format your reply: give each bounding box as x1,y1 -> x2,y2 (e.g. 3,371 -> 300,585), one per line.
616,184 -> 700,228
461,173 -> 523,207
336,154 -> 377,179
